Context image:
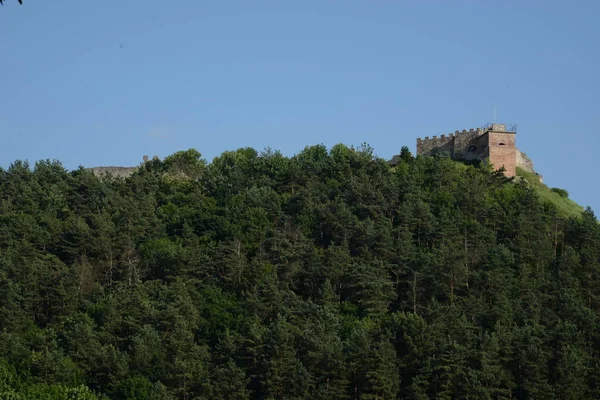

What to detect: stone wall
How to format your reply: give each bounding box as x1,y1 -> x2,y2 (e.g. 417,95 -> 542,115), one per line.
452,128 -> 484,160
417,134 -> 455,157
467,133 -> 490,161
416,128 -> 486,159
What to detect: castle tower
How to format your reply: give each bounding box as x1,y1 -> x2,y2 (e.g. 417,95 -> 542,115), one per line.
485,123 -> 517,177
394,122 -> 521,178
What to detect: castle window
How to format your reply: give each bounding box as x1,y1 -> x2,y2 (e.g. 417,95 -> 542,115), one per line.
498,142 -> 506,146
468,145 -> 477,153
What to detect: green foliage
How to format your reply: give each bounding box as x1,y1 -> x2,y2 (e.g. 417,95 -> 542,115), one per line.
109,376 -> 153,400
0,145 -> 595,399
162,149 -> 206,181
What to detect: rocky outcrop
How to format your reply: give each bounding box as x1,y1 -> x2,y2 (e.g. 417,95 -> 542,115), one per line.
516,149 -> 534,173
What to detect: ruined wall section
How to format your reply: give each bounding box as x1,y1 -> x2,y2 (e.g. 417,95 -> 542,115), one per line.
87,155 -> 159,178
88,166 -> 137,178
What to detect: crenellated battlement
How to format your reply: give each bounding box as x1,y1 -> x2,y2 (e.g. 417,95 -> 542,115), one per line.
416,128 -> 483,158
416,128 -> 482,143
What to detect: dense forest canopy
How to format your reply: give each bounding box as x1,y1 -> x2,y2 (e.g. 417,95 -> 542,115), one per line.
0,144 -> 599,399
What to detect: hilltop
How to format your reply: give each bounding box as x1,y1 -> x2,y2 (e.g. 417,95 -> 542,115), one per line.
0,145 -> 597,399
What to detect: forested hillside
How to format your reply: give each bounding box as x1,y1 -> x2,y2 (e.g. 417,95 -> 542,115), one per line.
1,144 -> 599,400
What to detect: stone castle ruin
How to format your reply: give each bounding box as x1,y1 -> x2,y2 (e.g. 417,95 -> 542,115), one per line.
391,123 -> 537,178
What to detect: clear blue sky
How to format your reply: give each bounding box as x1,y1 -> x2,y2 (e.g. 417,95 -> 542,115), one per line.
1,1 -> 599,211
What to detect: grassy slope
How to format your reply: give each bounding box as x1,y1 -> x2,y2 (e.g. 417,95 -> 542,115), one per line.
516,167 -> 584,218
